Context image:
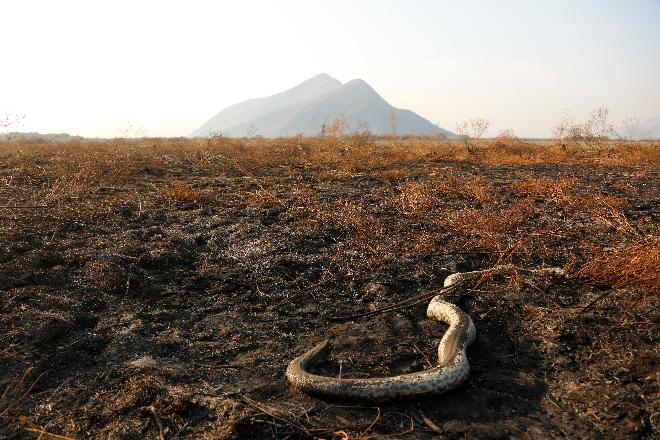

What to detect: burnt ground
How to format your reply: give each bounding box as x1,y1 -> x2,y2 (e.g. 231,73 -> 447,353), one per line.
0,141 -> 658,439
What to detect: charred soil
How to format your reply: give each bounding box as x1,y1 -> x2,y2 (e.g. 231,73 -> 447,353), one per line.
1,139 -> 658,439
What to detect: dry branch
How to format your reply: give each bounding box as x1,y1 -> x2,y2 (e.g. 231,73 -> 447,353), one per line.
142,406 -> 166,440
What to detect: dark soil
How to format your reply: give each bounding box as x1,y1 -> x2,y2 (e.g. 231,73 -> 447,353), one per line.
1,148 -> 658,439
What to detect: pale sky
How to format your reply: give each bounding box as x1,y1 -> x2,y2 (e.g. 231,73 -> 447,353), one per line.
1,0 -> 659,138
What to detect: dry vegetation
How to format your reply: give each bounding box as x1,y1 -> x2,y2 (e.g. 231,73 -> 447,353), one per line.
0,136 -> 658,439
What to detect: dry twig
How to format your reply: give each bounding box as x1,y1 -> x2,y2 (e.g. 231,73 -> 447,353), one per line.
142,406 -> 166,440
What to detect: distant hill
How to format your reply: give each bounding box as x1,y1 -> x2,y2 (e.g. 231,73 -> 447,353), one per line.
189,74 -> 454,138
0,132 -> 86,143
638,117 -> 660,140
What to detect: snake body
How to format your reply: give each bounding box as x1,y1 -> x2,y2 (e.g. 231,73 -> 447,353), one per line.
286,265 -> 565,401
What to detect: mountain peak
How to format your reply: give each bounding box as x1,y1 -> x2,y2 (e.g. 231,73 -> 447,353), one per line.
299,73 -> 341,87
345,78 -> 368,86
189,74 -> 454,138
310,73 -> 335,81
342,78 -> 378,94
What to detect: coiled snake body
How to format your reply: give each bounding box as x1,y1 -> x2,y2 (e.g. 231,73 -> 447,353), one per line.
286,265 -> 565,401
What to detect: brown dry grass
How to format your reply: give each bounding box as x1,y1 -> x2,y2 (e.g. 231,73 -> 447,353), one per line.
576,237 -> 660,293
396,182 -> 435,214
511,175 -> 579,201
159,179 -> 212,206
1,137 -> 656,287
5,136 -> 660,272
3,137 -> 658,177
512,175 -> 639,235
0,368 -> 53,438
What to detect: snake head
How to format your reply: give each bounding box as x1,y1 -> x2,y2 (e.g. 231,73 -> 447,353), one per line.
304,339 -> 334,365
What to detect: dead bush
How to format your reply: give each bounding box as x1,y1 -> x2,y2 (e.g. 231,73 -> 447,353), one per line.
511,176 -> 578,202
245,188 -> 282,208
576,237 -> 660,292
396,182 -> 435,214
463,176 -> 496,205
159,180 -> 211,206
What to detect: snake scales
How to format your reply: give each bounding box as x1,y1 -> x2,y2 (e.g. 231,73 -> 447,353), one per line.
286,265 -> 565,401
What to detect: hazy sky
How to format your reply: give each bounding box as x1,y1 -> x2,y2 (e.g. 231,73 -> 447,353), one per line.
1,0 -> 659,137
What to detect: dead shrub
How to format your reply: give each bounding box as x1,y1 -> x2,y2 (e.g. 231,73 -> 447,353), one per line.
245,188 -> 282,208
159,180 -> 210,205
576,238 -> 660,292
512,175 -> 636,235
373,169 -> 408,181
430,171 -> 462,195
396,182 -> 434,214
568,194 -> 637,235
436,200 -> 535,253
463,176 -> 496,205
511,176 -> 578,202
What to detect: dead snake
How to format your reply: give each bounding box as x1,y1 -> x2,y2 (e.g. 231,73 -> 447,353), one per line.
286,265 -> 565,401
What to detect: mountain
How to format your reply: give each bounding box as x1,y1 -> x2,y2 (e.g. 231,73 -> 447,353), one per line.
0,132 -> 86,143
638,117 -> 660,140
189,74 -> 453,138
